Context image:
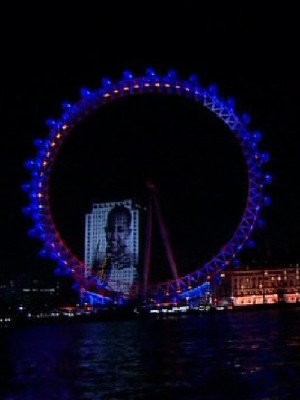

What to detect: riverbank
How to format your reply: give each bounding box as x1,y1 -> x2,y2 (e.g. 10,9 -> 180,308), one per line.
1,301 -> 300,328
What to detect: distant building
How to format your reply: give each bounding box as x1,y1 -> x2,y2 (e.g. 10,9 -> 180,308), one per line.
216,265 -> 300,306
84,199 -> 140,297
0,276 -> 61,311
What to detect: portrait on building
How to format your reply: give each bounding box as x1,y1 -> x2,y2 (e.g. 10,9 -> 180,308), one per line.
85,200 -> 139,297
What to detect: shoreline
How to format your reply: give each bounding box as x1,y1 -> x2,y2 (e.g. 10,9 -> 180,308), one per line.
1,301 -> 300,328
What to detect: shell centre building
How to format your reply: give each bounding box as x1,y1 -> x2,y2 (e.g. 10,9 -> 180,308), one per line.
84,199 -> 139,297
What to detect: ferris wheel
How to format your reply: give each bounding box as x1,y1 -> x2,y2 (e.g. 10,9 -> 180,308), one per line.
23,68 -> 271,301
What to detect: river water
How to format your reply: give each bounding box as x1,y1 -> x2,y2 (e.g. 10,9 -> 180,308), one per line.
0,308 -> 299,399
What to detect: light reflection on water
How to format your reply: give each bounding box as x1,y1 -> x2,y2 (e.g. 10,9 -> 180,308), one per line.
0,309 -> 299,399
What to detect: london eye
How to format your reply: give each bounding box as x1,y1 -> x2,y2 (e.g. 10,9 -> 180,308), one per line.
23,68 -> 271,304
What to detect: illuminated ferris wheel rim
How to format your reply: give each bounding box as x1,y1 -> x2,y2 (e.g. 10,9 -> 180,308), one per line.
23,68 -> 271,295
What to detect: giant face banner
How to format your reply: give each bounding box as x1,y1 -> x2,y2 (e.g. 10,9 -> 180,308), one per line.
85,199 -> 139,297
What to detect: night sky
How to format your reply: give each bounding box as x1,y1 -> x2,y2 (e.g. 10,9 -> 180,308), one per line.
2,3 -> 300,282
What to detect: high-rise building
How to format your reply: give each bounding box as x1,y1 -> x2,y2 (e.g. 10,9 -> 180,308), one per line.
84,199 -> 139,296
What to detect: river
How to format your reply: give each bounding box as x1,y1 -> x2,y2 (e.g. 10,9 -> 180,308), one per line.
0,308 -> 299,399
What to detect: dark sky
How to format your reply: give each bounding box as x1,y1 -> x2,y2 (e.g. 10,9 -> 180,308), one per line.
2,3 -> 300,282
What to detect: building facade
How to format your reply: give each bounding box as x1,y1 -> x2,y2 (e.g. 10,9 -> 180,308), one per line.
217,265 -> 300,306
84,199 -> 139,297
